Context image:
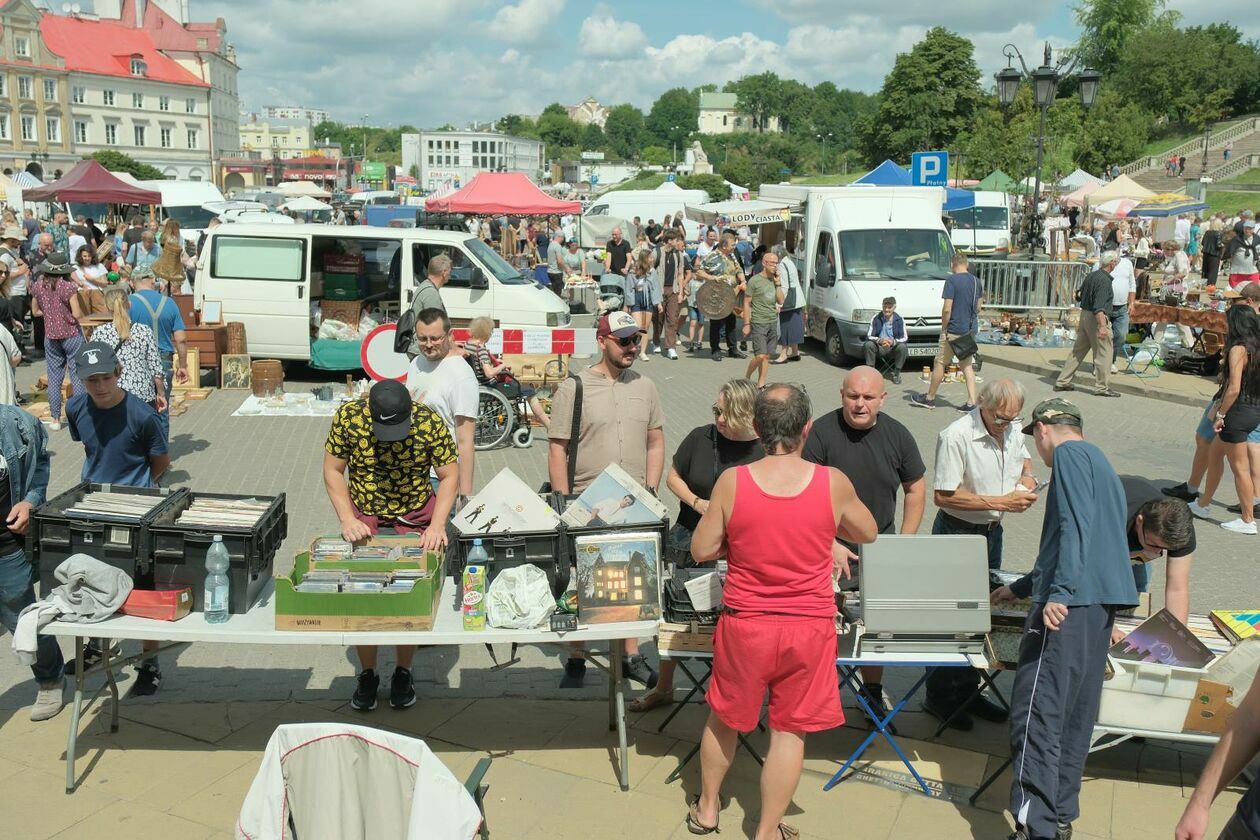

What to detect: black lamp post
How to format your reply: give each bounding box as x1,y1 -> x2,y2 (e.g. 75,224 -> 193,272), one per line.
996,43 -> 1101,255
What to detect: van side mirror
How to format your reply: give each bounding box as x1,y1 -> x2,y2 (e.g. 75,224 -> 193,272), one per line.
470,267 -> 488,290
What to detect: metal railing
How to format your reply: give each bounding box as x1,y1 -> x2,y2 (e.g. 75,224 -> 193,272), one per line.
1205,153 -> 1260,182
970,258 -> 1091,311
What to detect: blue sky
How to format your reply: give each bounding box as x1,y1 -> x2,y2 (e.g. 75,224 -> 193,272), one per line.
85,1 -> 1243,128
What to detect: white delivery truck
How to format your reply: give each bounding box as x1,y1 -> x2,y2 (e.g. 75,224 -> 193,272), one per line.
757,184 -> 957,366
143,180 -> 227,246
947,190 -> 1011,254
195,223 -> 570,361
585,183 -> 708,241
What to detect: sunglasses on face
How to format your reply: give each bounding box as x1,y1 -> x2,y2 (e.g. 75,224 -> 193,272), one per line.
712,405 -> 724,418
610,334 -> 641,348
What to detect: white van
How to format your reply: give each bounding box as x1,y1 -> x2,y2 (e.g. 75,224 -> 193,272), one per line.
948,191 -> 1011,254
757,184 -> 956,365
195,223 -> 570,361
143,180 -> 227,245
350,190 -> 401,207
586,183 -> 708,241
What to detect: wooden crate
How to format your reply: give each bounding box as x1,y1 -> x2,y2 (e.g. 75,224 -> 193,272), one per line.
658,621 -> 715,655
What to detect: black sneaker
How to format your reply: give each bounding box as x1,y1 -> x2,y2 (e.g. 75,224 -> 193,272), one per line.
1007,830 -> 1030,840
389,667 -> 416,709
623,654 -> 659,689
1056,822 -> 1073,840
64,642 -> 107,676
727,349 -> 747,359
131,661 -> 162,696
711,351 -> 723,362
559,657 -> 587,689
921,695 -> 973,731
965,694 -> 1009,723
1161,482 -> 1199,502
351,669 -> 380,711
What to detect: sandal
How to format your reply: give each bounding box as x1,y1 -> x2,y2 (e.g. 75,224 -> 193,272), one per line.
686,797 -> 719,835
776,825 -> 799,839
628,690 -> 674,713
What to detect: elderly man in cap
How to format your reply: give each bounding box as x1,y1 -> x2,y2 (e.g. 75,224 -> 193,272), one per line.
991,399 -> 1138,840
548,311 -> 665,688
324,379 -> 458,712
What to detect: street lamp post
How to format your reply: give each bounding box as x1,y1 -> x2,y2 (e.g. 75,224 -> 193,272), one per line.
816,132 -> 834,175
361,114 -> 369,165
996,43 -> 1101,255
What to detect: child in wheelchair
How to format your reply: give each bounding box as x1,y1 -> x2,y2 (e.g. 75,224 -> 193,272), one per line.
464,316 -> 551,430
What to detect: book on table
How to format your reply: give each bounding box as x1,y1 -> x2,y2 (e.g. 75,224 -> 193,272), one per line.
1210,610 -> 1260,643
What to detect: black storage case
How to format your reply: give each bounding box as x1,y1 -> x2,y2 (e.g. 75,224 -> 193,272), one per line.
34,483 -> 188,596
448,494 -> 567,608
146,492 -> 287,614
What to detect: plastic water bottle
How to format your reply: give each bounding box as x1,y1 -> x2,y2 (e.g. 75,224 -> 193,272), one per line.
204,535 -> 231,624
466,538 -> 489,567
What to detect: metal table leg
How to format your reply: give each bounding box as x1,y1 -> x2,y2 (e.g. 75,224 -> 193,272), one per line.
931,668 -> 1009,739
657,659 -> 709,733
825,665 -> 935,795
65,636 -> 85,793
613,639 -> 629,791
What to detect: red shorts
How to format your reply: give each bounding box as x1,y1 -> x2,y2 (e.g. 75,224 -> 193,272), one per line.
1230,273 -> 1260,289
351,493 -> 435,535
707,612 -> 843,733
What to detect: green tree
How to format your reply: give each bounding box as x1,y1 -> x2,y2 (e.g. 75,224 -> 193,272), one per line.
540,103 -> 569,119
85,149 -> 164,180
676,173 -> 729,201
580,122 -> 606,151
646,87 -> 699,149
1074,0 -> 1179,76
1075,88 -> 1152,172
809,83 -> 877,154
728,71 -> 781,133
496,114 -> 531,135
641,145 -> 671,166
604,104 -> 646,159
773,79 -> 815,135
537,111 -> 581,151
856,27 -> 985,165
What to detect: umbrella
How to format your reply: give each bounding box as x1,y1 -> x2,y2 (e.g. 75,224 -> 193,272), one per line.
280,195 -> 331,211
1129,192 -> 1209,217
1093,198 -> 1138,218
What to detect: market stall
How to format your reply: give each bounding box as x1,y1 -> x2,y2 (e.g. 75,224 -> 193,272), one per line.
423,172 -> 580,216
22,159 -> 162,206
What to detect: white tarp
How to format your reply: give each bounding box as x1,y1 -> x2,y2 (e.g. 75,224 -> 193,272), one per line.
684,199 -> 791,226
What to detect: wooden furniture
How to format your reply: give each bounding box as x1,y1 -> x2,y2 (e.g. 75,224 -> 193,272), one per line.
185,324 -> 228,368
172,294 -> 196,327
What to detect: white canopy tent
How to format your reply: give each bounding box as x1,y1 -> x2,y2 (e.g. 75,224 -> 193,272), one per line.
1058,169 -> 1101,190
280,195 -> 332,211
276,181 -> 331,198
684,199 -> 791,226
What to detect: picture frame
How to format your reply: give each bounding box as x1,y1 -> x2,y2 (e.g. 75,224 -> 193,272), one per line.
220,354 -> 253,390
171,347 -> 201,391
200,300 -> 224,325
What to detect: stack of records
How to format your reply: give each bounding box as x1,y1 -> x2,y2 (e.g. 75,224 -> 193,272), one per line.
64,491 -> 165,522
175,497 -> 271,529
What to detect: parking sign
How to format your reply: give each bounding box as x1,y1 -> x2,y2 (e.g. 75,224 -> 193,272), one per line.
911,151 -> 949,187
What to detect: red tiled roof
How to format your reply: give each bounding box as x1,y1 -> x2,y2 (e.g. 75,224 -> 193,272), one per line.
116,0 -> 224,54
38,14 -> 208,87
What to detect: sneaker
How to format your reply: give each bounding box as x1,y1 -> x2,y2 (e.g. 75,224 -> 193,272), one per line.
1111,363 -> 1118,374
390,667 -> 416,709
958,402 -> 976,413
639,352 -> 649,361
131,661 -> 162,696
910,393 -> 937,410
623,654 -> 659,689
1056,822 -> 1074,840
351,669 -> 380,711
1007,830 -> 1031,840
921,696 -> 973,731
891,372 -> 901,384
965,694 -> 1009,723
1188,501 -> 1213,520
647,342 -> 658,354
30,679 -> 65,721
1053,384 -> 1074,392
666,348 -> 678,360
739,341 -> 748,352
711,351 -> 723,362
63,642 -> 111,676
1095,389 -> 1121,398
559,657 -> 587,689
1221,518 -> 1258,535
727,349 -> 747,359
1161,482 -> 1199,502
46,421 -> 62,431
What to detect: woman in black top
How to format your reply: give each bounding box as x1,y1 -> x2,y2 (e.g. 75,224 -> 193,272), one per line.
1201,219 -> 1223,285
1192,305 -> 1260,535
628,378 -> 763,712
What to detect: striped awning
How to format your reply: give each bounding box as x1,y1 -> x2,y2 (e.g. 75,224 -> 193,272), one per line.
11,171 -> 43,188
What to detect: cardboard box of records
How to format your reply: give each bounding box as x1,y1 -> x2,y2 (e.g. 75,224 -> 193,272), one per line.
274,534 -> 446,632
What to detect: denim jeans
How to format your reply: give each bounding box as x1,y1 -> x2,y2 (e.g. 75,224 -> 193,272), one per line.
0,548 -> 64,683
158,353 -> 173,443
1110,306 -> 1129,361
1132,560 -> 1149,593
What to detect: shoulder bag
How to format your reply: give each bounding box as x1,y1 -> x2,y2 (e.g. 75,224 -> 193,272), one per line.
949,275 -> 980,360
537,373 -> 582,494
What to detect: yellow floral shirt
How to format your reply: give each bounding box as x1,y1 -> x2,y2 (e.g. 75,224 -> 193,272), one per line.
324,398 -> 457,517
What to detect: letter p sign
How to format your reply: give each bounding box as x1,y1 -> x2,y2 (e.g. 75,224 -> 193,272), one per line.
912,151 -> 949,187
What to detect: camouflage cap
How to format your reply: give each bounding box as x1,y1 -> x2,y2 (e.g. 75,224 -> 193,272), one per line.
1022,398 -> 1083,435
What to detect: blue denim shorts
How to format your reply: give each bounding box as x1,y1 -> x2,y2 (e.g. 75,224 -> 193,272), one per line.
1196,404 -> 1260,444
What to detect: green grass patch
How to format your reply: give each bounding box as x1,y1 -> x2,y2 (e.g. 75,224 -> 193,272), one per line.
606,173 -> 666,192
1204,190 -> 1260,217
1223,169 -> 1260,186
1140,118 -> 1251,158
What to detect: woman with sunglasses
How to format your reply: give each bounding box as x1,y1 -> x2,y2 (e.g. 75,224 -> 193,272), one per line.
629,378 -> 762,713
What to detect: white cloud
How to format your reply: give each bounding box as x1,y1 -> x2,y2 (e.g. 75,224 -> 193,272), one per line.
578,11 -> 648,58
486,0 -> 565,43
760,0 -> 1053,32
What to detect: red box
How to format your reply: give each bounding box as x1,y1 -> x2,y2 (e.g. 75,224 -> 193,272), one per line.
121,588 -> 193,621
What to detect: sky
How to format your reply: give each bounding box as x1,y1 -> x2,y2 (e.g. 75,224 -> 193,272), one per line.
86,1 -> 1251,129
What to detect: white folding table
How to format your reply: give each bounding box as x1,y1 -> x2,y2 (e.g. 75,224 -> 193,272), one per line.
43,579 -> 657,793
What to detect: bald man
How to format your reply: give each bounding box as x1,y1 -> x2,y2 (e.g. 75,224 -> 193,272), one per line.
803,365 -> 927,716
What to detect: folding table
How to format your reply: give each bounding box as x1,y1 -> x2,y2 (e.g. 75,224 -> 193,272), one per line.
825,649 -> 989,796
43,579 -> 657,793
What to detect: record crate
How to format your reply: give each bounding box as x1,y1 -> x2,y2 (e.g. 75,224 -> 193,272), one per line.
447,493 -> 567,610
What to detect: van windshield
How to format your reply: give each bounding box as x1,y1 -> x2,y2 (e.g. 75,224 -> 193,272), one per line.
465,237 -> 530,285
839,229 -> 954,280
165,205 -> 219,229
948,207 -> 1009,231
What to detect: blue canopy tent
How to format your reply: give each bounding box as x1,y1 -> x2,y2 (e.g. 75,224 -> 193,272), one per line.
854,160 -> 975,211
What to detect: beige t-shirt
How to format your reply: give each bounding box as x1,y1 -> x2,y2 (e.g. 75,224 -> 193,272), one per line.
548,366 -> 665,492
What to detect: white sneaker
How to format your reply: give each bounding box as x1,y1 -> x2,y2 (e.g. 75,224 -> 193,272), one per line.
30,679 -> 64,721
1189,501 -> 1213,519
666,349 -> 678,360
1221,518 -> 1258,535
46,421 -> 62,431
1111,363 -> 1118,374
639,352 -> 649,361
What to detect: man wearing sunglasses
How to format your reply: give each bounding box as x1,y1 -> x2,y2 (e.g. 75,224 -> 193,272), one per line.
925,377 -> 1038,730
548,310 -> 666,688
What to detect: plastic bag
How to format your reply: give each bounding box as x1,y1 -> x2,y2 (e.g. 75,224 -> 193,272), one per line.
317,319 -> 358,341
485,565 -> 554,629
357,313 -> 380,336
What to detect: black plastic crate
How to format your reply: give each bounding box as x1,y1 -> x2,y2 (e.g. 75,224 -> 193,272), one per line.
663,566 -> 719,626
146,492 -> 287,614
34,483 -> 188,597
447,494 -> 566,609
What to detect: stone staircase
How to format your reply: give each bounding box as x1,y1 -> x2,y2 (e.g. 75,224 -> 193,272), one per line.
1122,117 -> 1260,192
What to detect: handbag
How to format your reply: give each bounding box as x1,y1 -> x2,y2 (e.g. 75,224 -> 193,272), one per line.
948,275 -> 980,360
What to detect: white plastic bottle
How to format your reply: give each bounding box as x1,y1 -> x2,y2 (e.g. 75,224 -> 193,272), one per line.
204,535 -> 231,624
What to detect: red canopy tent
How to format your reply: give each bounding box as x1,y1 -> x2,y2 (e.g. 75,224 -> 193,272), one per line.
23,160 -> 162,204
424,172 -> 579,215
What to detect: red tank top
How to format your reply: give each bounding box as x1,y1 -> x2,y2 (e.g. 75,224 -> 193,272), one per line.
723,463 -> 838,618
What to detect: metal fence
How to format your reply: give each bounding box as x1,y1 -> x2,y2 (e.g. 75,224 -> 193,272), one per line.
970,258 -> 1090,312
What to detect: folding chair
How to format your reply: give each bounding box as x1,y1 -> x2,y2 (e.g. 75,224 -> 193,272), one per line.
1122,340 -> 1162,379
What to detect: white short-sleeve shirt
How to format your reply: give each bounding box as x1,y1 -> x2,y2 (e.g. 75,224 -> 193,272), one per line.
933,408 -> 1030,524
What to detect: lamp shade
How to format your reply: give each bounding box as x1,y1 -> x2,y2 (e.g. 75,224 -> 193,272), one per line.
995,65 -> 1022,108
1032,64 -> 1059,108
1078,67 -> 1102,110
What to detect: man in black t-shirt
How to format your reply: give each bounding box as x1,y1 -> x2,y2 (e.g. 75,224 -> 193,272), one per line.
1119,476 -> 1195,639
803,365 -> 926,713
604,227 -> 633,278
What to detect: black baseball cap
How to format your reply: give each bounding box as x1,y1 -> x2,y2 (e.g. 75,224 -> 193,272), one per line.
76,341 -> 119,378
368,380 -> 413,441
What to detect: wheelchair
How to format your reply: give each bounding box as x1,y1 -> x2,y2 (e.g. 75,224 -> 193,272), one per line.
474,385 -> 534,451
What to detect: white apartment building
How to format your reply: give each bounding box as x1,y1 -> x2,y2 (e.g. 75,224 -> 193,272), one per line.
239,118 -> 312,161
264,105 -> 329,125
414,130 -> 544,193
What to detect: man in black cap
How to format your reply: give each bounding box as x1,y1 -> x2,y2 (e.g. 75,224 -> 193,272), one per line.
991,398 -> 1138,840
323,379 -> 458,711
64,341 -> 169,694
